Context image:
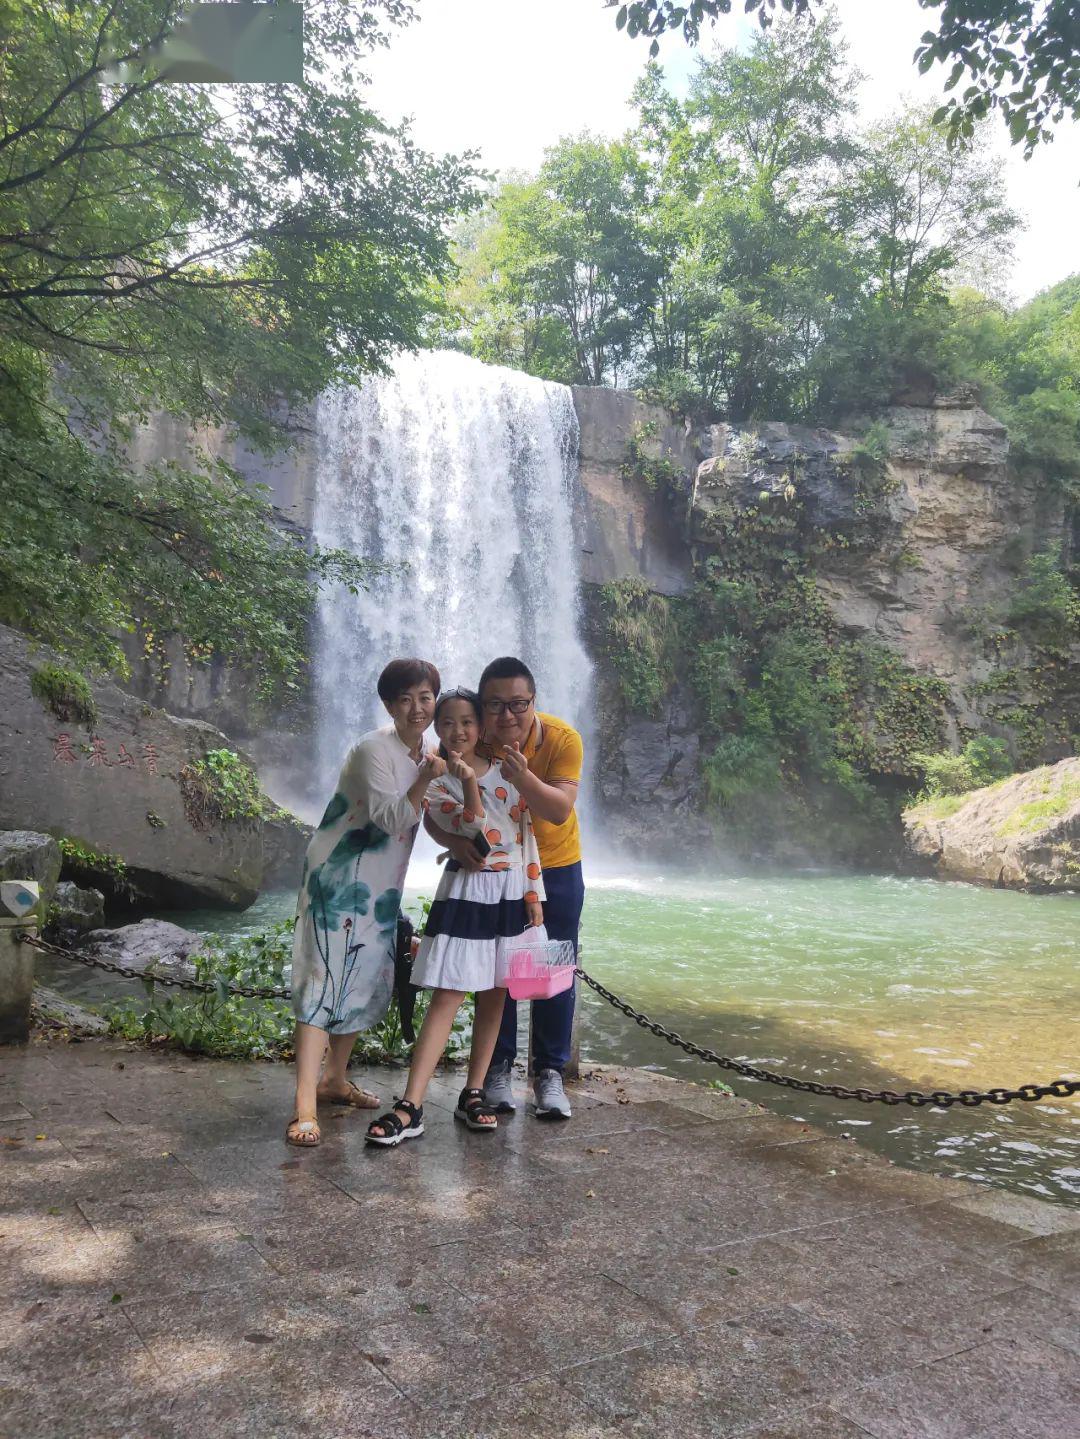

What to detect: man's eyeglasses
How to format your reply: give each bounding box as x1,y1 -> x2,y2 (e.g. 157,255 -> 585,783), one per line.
482,697 -> 533,715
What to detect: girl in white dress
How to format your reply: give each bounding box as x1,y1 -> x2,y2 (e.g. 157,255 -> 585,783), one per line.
366,688 -> 545,1146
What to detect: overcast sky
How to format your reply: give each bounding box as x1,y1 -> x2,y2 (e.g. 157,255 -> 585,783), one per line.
364,0 -> 1079,304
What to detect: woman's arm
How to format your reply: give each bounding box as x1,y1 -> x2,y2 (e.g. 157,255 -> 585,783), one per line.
360,743 -> 444,836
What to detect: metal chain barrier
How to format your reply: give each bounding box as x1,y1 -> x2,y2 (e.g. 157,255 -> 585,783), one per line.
22,931 -> 1078,1109
573,967 -> 1078,1110
19,932 -> 290,1000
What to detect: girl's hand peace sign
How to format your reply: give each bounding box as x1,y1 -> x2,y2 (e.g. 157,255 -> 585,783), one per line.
446,749 -> 475,782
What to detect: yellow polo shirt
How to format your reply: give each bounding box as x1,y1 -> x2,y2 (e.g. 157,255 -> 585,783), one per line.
521,712 -> 582,870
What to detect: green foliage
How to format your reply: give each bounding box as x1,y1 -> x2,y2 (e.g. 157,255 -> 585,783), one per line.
915,1 -> 1080,155
180,748 -> 270,829
613,1 -> 1080,155
620,422 -> 684,497
444,136 -> 655,385
30,664 -> 97,726
911,736 -> 1014,798
448,15 -> 1017,424
0,1 -> 479,692
106,896 -> 472,1065
594,579 -> 678,717
59,836 -> 133,901
1007,545 -> 1080,644
943,281 -> 1080,503
106,923 -> 296,1059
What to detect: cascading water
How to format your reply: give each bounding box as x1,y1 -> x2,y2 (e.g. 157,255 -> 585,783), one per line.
311,350 -> 592,802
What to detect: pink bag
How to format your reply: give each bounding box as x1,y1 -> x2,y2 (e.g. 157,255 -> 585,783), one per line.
501,936 -> 577,1001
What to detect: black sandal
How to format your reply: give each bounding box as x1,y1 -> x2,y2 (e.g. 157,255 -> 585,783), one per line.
455,1087 -> 499,1133
365,1098 -> 424,1147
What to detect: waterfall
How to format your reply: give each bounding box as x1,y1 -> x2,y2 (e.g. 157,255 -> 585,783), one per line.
311,350 -> 592,799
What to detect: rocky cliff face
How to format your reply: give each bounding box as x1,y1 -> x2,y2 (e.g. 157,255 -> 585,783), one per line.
903,757 -> 1080,891
116,376 -> 1076,868
584,392 -> 1077,862
689,398 -> 1073,748
0,625 -> 308,908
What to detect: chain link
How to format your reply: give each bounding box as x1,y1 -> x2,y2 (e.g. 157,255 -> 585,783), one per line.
19,932 -> 290,1000
21,932 -> 1078,1109
574,966 -> 1079,1110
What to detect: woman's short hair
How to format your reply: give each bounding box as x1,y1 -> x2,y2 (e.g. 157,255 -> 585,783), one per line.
377,658 -> 441,706
477,656 -> 535,701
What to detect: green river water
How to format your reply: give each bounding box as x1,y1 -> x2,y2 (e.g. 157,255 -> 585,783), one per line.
45,868 -> 1079,1205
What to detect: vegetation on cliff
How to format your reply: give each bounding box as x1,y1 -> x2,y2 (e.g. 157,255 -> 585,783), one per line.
0,1 -> 480,695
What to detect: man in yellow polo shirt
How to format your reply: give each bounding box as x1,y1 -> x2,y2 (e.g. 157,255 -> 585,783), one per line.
433,656 -> 583,1121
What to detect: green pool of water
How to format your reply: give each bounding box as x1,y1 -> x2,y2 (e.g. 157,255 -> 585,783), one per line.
46,868 -> 1079,1204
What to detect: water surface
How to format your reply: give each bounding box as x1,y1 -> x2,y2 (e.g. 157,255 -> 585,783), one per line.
44,867 -> 1078,1203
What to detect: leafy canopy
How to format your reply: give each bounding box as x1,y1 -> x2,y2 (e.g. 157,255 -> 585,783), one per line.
610,0 -> 1080,153
0,1 -> 479,689
446,12 -> 1018,423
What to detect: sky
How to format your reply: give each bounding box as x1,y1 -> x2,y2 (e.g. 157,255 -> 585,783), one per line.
363,0 -> 1080,305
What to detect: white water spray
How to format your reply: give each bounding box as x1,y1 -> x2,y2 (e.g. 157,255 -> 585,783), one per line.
311,350 -> 592,802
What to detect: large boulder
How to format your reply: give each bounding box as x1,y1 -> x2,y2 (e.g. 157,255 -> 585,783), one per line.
81,919 -> 206,978
261,810 -> 311,890
50,881 -> 106,934
31,987 -> 109,1036
0,830 -> 62,912
0,624 -> 264,908
903,757 -> 1080,892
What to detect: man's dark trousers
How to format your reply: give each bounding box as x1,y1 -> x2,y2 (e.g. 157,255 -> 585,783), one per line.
492,860 -> 584,1074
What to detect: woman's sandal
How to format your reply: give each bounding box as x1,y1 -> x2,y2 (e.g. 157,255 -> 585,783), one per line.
320,1079 -> 380,1109
455,1087 -> 499,1133
286,1116 -> 321,1147
365,1098 -> 425,1148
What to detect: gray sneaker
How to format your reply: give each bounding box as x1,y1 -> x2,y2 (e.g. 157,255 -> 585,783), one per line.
533,1068 -> 571,1121
483,1059 -> 517,1114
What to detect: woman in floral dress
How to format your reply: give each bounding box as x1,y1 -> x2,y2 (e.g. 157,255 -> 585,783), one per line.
287,659 -> 446,1146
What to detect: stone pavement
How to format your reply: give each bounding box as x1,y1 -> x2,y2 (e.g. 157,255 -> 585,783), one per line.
1,1037 -> 1077,1439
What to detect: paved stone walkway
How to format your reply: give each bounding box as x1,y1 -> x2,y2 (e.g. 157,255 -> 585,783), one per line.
1,1036 -> 1077,1438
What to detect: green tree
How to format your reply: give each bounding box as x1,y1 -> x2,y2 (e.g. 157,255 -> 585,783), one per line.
915,1 -> 1080,155
942,276 -> 1080,500
813,106 -> 1017,414
447,138 -> 655,386
0,0 -> 479,687
612,1 -> 1080,154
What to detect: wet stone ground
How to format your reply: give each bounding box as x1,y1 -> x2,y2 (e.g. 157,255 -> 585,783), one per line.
1,1037 -> 1078,1439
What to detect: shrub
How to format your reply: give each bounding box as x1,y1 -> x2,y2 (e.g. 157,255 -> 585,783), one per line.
58,836 -> 133,901
105,897 -> 472,1065
595,578 -> 678,716
911,736 -> 1014,799
30,664 -> 97,725
1007,545 -> 1080,645
180,748 -> 269,829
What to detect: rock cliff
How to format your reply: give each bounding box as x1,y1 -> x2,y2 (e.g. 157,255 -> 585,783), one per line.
903,757 -> 1080,891
113,377 -> 1077,869
0,626 -> 307,908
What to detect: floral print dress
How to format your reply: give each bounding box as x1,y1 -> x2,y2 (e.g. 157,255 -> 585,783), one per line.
291,725 -> 421,1035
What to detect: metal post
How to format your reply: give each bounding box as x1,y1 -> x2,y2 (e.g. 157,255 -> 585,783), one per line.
0,881 -> 41,1044
565,975 -> 581,1081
